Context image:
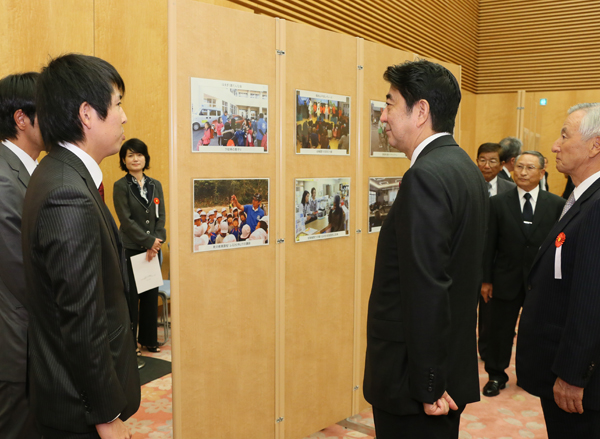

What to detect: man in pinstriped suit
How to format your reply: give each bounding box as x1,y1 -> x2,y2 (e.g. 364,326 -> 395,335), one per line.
21,55 -> 139,439
517,103 -> 600,438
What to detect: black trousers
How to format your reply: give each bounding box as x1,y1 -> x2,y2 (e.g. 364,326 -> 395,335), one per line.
0,381 -> 40,439
484,288 -> 525,383
477,296 -> 490,361
124,249 -> 159,347
373,405 -> 465,439
541,397 -> 600,438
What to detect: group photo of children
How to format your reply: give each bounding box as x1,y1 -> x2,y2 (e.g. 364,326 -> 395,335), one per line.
193,178 -> 269,252
295,90 -> 350,155
191,78 -> 268,153
369,100 -> 404,158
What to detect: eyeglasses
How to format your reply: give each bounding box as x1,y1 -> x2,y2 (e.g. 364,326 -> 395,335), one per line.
515,164 -> 541,172
477,158 -> 499,166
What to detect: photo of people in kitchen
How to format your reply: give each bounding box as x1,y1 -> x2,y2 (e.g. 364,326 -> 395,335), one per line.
368,176 -> 402,233
295,178 -> 350,242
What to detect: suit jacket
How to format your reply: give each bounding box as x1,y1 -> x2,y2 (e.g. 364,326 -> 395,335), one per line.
0,143 -> 30,382
496,176 -> 516,195
497,167 -> 514,183
113,173 -> 166,251
363,135 -> 489,415
21,146 -> 140,433
516,177 -> 600,409
483,188 -> 565,300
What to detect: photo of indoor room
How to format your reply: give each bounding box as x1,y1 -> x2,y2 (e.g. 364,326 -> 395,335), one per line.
295,178 -> 350,242
368,177 -> 402,232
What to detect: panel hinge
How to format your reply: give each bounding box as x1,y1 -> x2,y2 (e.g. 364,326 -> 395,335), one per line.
517,106 -> 525,110
357,65 -> 364,70
356,229 -> 362,234
277,50 -> 286,56
277,238 -> 285,244
353,385 -> 359,391
276,416 -> 284,423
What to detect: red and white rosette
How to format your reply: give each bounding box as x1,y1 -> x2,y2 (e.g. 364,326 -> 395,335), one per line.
154,197 -> 160,219
555,232 -> 565,279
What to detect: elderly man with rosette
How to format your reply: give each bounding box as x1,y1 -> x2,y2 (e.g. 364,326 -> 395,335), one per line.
21,54 -> 140,439
363,60 -> 488,438
517,103 -> 600,438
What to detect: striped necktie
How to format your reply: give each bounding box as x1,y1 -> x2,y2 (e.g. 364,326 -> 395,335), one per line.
559,192 -> 575,220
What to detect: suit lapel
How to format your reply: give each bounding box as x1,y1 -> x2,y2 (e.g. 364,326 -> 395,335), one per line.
529,191 -> 550,236
505,189 -> 528,237
531,178 -> 600,270
0,143 -> 31,188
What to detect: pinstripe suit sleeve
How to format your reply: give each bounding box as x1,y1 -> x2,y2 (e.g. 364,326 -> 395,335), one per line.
552,197 -> 600,387
38,185 -> 127,424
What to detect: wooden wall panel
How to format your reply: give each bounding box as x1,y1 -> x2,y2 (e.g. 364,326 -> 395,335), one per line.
0,0 -> 94,77
472,93 -> 519,151
460,90 -> 478,160
171,2 -> 277,438
358,40 -> 413,413
479,0 -> 600,93
228,0 -> 479,93
283,21 -> 357,439
94,0 -> 171,276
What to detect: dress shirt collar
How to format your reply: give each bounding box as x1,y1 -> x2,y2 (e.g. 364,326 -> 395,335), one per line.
517,184 -> 540,212
60,142 -> 103,189
3,139 -> 38,175
502,166 -> 511,179
410,132 -> 451,168
573,169 -> 600,201
488,176 -> 498,197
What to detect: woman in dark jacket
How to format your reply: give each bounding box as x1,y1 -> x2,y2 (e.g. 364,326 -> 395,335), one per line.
113,138 -> 166,354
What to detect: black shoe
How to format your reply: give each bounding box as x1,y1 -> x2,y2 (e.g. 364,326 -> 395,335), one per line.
144,345 -> 161,353
482,380 -> 506,397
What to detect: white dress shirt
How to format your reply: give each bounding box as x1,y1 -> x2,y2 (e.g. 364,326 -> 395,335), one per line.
488,176 -> 498,197
572,169 -> 600,201
3,139 -> 38,175
517,185 -> 540,214
60,142 -> 103,189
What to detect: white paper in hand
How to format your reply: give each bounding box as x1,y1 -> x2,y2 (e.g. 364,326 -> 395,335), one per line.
130,253 -> 164,294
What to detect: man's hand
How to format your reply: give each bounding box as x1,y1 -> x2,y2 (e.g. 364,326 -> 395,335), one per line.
96,418 -> 131,439
423,391 -> 458,416
554,377 -> 584,414
481,283 -> 493,303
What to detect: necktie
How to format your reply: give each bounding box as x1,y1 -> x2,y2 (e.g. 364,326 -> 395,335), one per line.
488,182 -> 492,197
523,193 -> 533,232
98,181 -> 105,203
559,192 -> 575,220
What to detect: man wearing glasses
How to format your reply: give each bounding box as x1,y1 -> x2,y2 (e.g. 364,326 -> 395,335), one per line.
481,151 -> 564,397
476,142 -> 516,363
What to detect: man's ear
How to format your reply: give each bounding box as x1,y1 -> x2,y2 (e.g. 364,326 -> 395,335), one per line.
415,99 -> 430,128
509,157 -> 516,166
13,109 -> 28,133
589,136 -> 600,158
79,101 -> 93,130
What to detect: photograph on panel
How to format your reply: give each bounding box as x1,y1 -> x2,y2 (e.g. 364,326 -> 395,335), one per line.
368,177 -> 403,233
295,89 -> 350,155
295,178 -> 350,242
191,78 -> 268,153
193,178 -> 269,252
370,100 -> 406,158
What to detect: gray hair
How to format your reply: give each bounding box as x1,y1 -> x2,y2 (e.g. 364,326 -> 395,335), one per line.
499,137 -> 522,162
516,150 -> 544,169
568,103 -> 600,141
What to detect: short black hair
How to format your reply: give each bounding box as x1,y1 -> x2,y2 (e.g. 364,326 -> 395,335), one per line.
0,72 -> 39,140
517,150 -> 545,169
119,138 -> 150,172
383,59 -> 461,133
36,54 -> 125,151
477,142 -> 502,158
499,137 -> 522,162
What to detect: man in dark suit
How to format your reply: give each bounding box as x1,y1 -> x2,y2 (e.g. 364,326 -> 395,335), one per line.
517,103 -> 600,437
475,142 -> 516,362
21,54 -> 140,439
481,151 -> 565,397
0,73 -> 43,439
498,136 -> 522,182
363,60 -> 488,438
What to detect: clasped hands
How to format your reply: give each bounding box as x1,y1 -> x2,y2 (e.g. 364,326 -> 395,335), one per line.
423,391 -> 458,416
554,377 -> 584,414
146,238 -> 163,261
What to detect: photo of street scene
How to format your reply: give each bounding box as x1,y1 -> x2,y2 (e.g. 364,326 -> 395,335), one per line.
191,78 -> 268,153
368,176 -> 402,233
370,100 -> 405,158
193,178 -> 269,252
295,90 -> 350,155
